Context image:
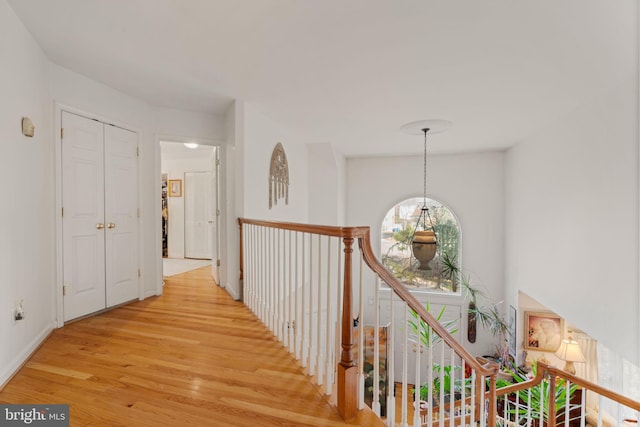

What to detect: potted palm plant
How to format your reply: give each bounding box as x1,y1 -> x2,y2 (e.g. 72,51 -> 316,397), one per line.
441,252 -> 512,372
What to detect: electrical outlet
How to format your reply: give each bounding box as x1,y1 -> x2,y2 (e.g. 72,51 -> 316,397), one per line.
12,300 -> 25,324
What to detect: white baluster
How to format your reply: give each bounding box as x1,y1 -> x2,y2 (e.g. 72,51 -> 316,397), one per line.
413,308 -> 421,427
301,233 -> 308,369
295,231 -> 301,360
334,237 -> 344,401
259,227 -> 264,322
247,225 -> 253,312
469,370 -> 476,427
448,347 -> 455,427
386,289 -> 395,427
374,276 -> 382,417
270,227 -> 275,333
401,301 -> 409,427
357,247 -> 365,410
288,230 -> 293,352
316,235 -> 323,383
427,324 -> 433,427
309,234 -> 315,376
438,342 -> 445,425
324,236 -> 332,392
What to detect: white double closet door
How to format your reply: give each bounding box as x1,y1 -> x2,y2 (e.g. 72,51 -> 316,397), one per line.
62,111 -> 139,322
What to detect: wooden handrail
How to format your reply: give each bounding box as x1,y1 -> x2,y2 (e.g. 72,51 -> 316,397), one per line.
358,233 -> 497,378
238,218 -> 640,426
238,218 -> 370,238
496,362 -> 640,412
237,218 -> 498,425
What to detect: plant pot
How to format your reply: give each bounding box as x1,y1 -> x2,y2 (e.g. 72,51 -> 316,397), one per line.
412,230 -> 437,270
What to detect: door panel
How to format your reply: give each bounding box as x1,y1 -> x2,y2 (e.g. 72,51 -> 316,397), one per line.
211,149 -> 219,283
104,124 -> 139,306
62,111 -> 106,321
185,171 -> 212,260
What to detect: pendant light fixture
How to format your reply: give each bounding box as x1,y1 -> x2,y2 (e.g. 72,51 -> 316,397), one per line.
400,119 -> 451,270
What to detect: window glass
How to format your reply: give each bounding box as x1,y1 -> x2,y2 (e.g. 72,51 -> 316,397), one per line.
381,197 -> 461,293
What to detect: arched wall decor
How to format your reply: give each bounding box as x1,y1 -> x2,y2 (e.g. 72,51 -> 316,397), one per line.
269,142 -> 289,209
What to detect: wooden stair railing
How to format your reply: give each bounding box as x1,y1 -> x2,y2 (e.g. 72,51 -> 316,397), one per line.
494,362 -> 640,426
239,218 -> 640,426
238,218 -> 498,424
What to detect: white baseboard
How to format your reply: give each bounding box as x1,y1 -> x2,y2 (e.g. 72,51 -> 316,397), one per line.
225,282 -> 241,301
144,289 -> 159,299
0,321 -> 56,389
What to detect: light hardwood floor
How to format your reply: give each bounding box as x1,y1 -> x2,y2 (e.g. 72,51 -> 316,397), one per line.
0,267 -> 382,426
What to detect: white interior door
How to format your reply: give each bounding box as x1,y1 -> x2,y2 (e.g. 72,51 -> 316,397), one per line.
211,148 -> 220,283
184,171 -> 212,259
62,111 -> 139,321
62,111 -> 106,321
104,124 -> 139,306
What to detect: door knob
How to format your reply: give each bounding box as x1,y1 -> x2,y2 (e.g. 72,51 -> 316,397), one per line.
96,223 -> 104,230
107,223 -> 116,229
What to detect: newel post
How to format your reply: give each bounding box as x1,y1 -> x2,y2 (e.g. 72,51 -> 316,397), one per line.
337,236 -> 357,421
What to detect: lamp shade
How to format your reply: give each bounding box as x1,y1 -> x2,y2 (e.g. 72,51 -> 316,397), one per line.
556,339 -> 586,363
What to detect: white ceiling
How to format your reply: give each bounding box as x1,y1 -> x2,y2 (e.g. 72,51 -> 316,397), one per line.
8,0 -> 636,156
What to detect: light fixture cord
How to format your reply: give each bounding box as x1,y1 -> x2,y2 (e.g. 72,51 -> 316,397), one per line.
423,128 -> 428,208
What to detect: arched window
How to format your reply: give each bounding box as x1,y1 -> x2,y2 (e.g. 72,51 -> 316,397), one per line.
381,197 -> 461,293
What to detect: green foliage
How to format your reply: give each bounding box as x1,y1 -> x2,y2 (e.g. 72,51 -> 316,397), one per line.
392,222 -> 414,251
415,364 -> 472,402
496,362 -> 579,423
440,250 -> 510,364
433,218 -> 459,259
407,301 -> 458,349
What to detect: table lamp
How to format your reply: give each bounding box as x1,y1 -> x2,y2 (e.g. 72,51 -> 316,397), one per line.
555,336 -> 585,375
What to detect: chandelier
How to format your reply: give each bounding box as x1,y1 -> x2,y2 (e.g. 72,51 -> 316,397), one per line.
400,120 -> 451,270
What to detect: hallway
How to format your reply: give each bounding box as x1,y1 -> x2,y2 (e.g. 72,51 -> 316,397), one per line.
0,267 -> 374,426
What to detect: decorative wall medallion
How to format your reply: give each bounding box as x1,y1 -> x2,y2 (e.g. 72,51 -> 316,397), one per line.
269,142 -> 289,209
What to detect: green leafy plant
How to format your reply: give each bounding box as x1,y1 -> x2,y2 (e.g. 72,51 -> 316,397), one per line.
407,302 -> 466,405
441,251 -> 511,368
414,363 -> 472,403
496,361 -> 579,424
407,301 -> 458,349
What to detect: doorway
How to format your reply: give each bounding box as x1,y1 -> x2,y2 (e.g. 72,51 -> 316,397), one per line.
160,141 -> 220,282
60,110 -> 140,321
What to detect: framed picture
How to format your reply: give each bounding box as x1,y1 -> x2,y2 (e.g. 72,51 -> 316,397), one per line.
508,305 -> 517,357
168,179 -> 182,197
524,311 -> 564,352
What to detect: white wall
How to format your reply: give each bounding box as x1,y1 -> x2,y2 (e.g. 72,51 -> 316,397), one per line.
219,101 -> 242,299
152,107 -> 224,141
308,143 -> 346,226
346,152 -> 505,356
505,75 -> 639,365
161,152 -> 214,258
0,1 -> 226,383
220,102 -> 310,300
242,104 -> 309,222
0,0 -> 56,385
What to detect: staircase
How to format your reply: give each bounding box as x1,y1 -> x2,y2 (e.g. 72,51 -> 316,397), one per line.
238,218 -> 640,427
